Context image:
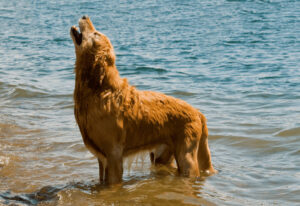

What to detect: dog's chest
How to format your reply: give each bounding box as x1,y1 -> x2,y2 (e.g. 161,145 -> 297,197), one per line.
73,86 -> 95,127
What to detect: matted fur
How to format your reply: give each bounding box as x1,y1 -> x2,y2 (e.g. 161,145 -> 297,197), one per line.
70,16 -> 215,184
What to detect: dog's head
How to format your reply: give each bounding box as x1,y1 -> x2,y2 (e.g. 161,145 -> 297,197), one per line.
70,16 -> 115,66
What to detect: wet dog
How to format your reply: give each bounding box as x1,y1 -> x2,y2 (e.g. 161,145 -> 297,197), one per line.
70,16 -> 215,184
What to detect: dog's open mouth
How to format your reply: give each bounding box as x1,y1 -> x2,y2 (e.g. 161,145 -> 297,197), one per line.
71,26 -> 82,46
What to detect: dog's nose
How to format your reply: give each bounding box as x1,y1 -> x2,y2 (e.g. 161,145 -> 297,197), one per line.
82,15 -> 88,20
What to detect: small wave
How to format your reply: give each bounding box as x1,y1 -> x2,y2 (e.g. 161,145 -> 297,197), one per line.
258,75 -> 283,80
136,66 -> 168,74
0,156 -> 9,167
226,0 -> 247,2
8,87 -> 48,99
223,40 -> 245,45
275,127 -> 300,137
1,82 -> 49,99
209,134 -> 276,149
8,35 -> 30,41
0,122 -> 42,138
53,37 -> 70,46
0,182 -> 105,206
0,191 -> 33,205
244,92 -> 286,99
53,37 -> 67,42
168,90 -> 196,97
53,99 -> 74,109
0,186 -> 62,205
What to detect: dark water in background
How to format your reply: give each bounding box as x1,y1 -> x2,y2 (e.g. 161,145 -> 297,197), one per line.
0,0 -> 300,205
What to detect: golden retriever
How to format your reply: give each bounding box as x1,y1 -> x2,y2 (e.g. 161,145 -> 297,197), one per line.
70,16 -> 215,184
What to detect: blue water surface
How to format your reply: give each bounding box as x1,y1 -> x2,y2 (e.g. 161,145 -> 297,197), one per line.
0,0 -> 299,205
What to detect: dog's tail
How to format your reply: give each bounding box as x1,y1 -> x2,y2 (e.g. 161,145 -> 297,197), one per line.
198,114 -> 216,175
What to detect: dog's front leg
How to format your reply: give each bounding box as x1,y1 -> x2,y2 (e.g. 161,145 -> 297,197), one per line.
105,148 -> 123,185
98,158 -> 104,183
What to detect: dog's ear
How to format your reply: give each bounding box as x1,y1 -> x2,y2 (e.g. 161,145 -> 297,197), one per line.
93,61 -> 106,86
104,49 -> 115,66
94,49 -> 115,86
99,63 -> 106,85
96,49 -> 115,67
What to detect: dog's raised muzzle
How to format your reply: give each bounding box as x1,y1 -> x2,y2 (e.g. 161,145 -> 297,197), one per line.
71,26 -> 82,45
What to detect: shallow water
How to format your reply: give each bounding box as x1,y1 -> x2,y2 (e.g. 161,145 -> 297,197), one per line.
0,0 -> 300,205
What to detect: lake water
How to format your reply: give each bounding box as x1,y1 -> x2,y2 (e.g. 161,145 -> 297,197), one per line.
0,0 -> 299,205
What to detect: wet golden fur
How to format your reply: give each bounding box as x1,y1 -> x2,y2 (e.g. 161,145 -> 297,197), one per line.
70,17 -> 215,184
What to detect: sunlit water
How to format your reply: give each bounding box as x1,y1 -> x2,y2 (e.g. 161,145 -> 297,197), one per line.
0,0 -> 300,205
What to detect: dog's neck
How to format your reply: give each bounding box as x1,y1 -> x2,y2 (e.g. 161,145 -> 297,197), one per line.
74,54 -> 124,93
101,64 -> 124,91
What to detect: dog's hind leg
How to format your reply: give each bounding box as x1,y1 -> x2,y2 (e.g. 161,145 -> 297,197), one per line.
150,144 -> 174,165
174,139 -> 200,177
